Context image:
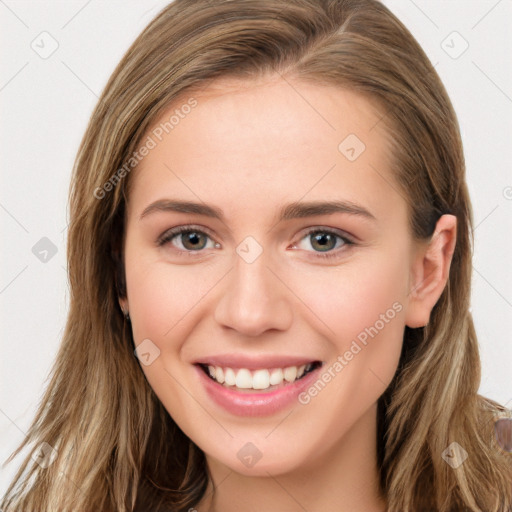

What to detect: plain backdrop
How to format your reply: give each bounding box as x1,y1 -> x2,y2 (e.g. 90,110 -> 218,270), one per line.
1,0 -> 511,496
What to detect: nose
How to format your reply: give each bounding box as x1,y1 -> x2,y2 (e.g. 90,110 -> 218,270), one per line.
213,248 -> 294,337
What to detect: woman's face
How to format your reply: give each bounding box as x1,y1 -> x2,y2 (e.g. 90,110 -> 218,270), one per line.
121,76 -> 427,476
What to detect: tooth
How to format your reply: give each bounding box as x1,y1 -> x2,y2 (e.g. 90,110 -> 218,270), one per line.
224,367 -> 236,386
235,368 -> 253,388
252,369 -> 270,389
283,366 -> 297,382
211,364 -> 311,388
269,368 -> 283,385
215,366 -> 225,384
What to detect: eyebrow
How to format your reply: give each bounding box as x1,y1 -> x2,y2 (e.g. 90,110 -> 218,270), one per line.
139,199 -> 376,222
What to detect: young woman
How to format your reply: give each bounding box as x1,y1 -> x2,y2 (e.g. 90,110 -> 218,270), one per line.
2,0 -> 511,510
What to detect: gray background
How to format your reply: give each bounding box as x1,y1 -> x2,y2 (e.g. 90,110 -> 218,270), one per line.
1,0 -> 511,495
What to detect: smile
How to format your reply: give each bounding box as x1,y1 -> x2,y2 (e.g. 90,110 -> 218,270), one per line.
198,362 -> 322,391
194,357 -> 325,416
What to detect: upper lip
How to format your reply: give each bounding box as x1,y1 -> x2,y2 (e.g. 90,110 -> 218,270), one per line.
193,354 -> 321,370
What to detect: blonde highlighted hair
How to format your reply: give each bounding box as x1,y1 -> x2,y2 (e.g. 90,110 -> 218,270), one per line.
2,0 -> 511,510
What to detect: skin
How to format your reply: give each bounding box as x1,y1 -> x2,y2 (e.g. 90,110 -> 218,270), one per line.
120,75 -> 457,512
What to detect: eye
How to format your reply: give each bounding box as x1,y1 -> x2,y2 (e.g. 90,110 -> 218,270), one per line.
157,225 -> 218,253
292,227 -> 355,259
157,224 -> 355,260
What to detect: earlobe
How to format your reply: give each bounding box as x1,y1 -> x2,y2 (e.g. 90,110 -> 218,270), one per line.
118,297 -> 129,319
405,214 -> 457,328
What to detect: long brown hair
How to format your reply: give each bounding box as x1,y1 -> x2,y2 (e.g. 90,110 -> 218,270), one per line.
2,1 -> 511,510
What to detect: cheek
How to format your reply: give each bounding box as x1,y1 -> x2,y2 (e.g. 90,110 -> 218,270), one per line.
123,258 -> 209,416
294,250 -> 408,340
288,255 -> 407,440
291,250 -> 408,397
125,252 -> 217,342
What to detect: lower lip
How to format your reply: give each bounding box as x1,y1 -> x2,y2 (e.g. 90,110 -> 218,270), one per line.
195,364 -> 322,417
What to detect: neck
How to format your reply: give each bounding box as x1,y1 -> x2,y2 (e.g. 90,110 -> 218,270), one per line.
195,403 -> 386,512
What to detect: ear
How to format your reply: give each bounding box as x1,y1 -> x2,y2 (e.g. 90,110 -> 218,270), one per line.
111,229 -> 128,313
119,296 -> 129,315
112,249 -> 129,315
405,214 -> 457,328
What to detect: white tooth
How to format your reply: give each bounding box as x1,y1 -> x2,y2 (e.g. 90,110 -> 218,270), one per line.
283,366 -> 297,382
217,366 -> 306,388
235,368 -> 253,388
252,369 -> 270,389
208,365 -> 216,378
215,366 -> 225,384
269,368 -> 284,385
224,367 -> 236,386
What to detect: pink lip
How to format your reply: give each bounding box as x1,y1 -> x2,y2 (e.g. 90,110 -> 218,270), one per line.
193,354 -> 319,371
194,363 -> 323,417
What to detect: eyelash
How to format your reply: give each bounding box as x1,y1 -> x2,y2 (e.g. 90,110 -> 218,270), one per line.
157,224 -> 355,260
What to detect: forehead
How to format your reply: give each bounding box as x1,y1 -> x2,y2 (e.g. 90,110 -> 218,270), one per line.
127,76 -> 404,228
163,75 -> 386,156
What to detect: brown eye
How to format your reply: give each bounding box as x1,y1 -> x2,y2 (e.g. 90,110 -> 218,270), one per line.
158,225 -> 217,253
309,232 -> 339,252
293,227 -> 354,260
179,231 -> 208,251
